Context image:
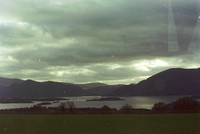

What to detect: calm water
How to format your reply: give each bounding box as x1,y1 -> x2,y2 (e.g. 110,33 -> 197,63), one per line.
0,96 -> 186,110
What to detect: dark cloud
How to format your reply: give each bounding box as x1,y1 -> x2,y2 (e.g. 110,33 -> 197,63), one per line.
0,0 -> 199,84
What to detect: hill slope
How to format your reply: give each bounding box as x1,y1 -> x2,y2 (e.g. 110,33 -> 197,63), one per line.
110,68 -> 200,96
0,79 -> 92,98
0,77 -> 24,86
1,68 -> 200,97
87,85 -> 124,96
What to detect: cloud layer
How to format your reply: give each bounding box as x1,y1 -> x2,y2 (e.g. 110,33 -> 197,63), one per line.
0,0 -> 199,84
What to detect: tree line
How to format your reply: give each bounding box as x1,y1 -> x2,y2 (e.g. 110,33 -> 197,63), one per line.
0,97 -> 199,114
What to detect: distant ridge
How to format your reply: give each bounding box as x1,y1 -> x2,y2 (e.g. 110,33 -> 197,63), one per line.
0,68 -> 200,97
0,77 -> 24,86
0,79 -> 93,98
109,68 -> 200,96
76,83 -> 108,90
87,85 -> 124,96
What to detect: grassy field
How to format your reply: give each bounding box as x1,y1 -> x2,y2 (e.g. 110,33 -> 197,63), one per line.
0,114 -> 199,134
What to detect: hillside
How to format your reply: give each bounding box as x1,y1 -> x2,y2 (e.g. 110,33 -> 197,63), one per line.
0,79 -> 92,98
0,68 -> 200,97
110,68 -> 200,96
87,85 -> 124,96
0,77 -> 24,86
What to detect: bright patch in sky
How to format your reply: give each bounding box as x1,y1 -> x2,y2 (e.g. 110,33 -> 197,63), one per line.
109,64 -> 121,70
132,59 -> 169,72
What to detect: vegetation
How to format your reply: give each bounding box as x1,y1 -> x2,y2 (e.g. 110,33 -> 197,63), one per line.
152,102 -> 166,112
152,97 -> 200,113
100,105 -> 117,114
58,101 -> 76,113
120,104 -> 133,113
0,114 -> 199,134
0,97 -> 199,114
0,97 -> 199,133
172,97 -> 200,111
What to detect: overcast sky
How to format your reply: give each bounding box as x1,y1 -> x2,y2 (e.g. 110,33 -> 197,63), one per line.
0,0 -> 200,84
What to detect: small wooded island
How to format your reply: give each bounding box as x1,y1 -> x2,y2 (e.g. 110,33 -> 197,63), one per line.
86,97 -> 124,101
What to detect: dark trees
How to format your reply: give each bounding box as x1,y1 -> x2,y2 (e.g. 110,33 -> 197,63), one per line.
172,97 -> 200,112
152,102 -> 166,112
120,104 -> 133,114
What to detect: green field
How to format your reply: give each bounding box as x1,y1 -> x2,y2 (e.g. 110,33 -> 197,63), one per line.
0,114 -> 199,134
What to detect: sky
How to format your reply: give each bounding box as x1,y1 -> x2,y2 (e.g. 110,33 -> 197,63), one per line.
0,0 -> 200,84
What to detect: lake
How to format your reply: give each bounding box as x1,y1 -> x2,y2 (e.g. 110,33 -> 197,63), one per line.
0,96 -> 188,110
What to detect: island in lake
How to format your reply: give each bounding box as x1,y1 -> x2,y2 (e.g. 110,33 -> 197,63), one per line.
86,97 -> 124,101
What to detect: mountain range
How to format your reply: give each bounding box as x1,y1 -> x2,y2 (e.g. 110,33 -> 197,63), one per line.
0,68 -> 199,98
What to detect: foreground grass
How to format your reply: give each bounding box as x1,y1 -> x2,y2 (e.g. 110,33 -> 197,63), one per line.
0,114 -> 199,134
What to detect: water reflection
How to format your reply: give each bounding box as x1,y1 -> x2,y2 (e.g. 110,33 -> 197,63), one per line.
0,96 -> 185,110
